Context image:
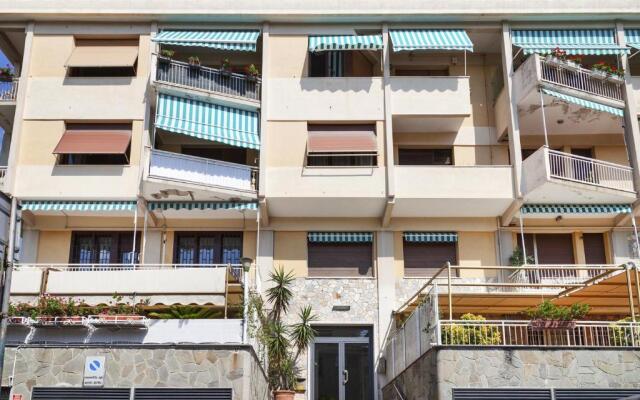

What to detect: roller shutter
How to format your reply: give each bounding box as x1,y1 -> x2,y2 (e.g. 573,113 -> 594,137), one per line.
32,388 -> 131,400
134,388 -> 233,400
452,388 -> 552,400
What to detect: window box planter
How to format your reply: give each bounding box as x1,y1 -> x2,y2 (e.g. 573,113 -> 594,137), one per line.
157,56 -> 172,66
590,69 -> 608,80
606,74 -> 625,85
565,60 -> 581,71
545,55 -> 564,67
529,319 -> 577,331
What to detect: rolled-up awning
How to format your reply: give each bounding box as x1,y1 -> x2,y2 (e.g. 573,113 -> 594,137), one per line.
403,232 -> 458,243
155,94 -> 260,150
22,201 -> 137,212
625,29 -> 640,50
521,204 -> 632,215
308,35 -> 383,52
307,232 -> 373,243
390,30 -> 473,52
307,124 -> 377,153
54,124 -> 132,154
148,201 -> 257,211
66,45 -> 139,68
153,30 -> 261,52
541,88 -> 624,117
512,29 -> 628,55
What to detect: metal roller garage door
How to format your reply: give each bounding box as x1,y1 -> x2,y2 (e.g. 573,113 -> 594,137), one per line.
32,387 -> 131,400
134,388 -> 233,399
555,389 -> 640,399
452,389 -> 552,399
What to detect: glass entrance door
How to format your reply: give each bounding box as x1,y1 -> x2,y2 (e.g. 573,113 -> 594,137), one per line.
312,328 -> 373,400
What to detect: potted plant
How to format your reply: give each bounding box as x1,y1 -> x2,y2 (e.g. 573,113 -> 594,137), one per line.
607,66 -> 625,84
220,57 -> 231,76
245,64 -> 259,81
440,313 -> 502,345
248,267 -> 317,400
0,66 -> 14,82
545,47 -> 566,66
609,317 -> 640,346
591,62 -> 609,80
508,246 -> 534,283
188,56 -> 201,69
158,49 -> 175,65
526,300 -> 590,330
565,55 -> 582,70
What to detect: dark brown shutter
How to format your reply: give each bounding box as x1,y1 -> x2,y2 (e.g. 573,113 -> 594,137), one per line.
583,233 -> 607,264
403,242 -> 457,277
308,242 -> 373,277
398,148 -> 453,166
535,234 -> 574,264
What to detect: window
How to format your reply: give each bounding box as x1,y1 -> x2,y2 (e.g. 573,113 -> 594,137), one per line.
67,38 -> 138,77
70,231 -> 139,264
309,51 -> 347,77
403,241 -> 457,277
306,124 -> 378,167
55,123 -> 132,165
174,232 -> 243,265
397,148 -> 453,165
308,242 -> 373,277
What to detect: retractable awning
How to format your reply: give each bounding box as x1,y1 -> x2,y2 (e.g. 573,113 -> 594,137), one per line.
22,201 -> 137,212
308,35 -> 383,52
403,232 -> 458,243
66,45 -> 139,68
512,29 -> 628,55
542,88 -> 624,117
625,29 -> 640,50
307,232 -> 373,243
390,30 -> 473,52
153,30 -> 261,52
521,204 -> 632,215
155,94 -> 260,150
53,124 -> 132,155
307,124 -> 377,153
148,201 -> 257,211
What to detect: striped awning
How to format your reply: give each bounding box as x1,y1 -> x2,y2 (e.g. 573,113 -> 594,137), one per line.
308,35 -> 383,52
403,232 -> 458,243
512,29 -> 628,55
390,30 -> 473,52
153,30 -> 261,52
148,201 -> 257,211
625,29 -> 640,50
542,88 -> 624,117
21,200 -> 137,212
155,94 -> 260,150
521,204 -> 632,215
307,232 -> 373,243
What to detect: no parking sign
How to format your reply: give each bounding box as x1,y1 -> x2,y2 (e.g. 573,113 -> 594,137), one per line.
83,356 -> 106,387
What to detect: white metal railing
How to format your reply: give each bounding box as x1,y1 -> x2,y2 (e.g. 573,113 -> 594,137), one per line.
547,148 -> 634,192
539,57 -> 623,101
439,320 -> 640,348
508,264 -> 616,286
0,79 -> 18,101
156,58 -> 261,101
87,315 -> 149,326
149,149 -> 257,193
0,167 -> 7,187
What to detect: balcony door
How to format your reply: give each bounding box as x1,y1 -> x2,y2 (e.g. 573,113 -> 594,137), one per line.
174,232 -> 242,265
70,231 -> 140,266
571,148 -> 597,185
311,326 -> 373,400
519,233 -> 575,281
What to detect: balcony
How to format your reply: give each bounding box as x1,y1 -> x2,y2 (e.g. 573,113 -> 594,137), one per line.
155,58 -> 261,105
145,149 -> 257,200
0,166 -> 7,190
0,79 -> 17,103
522,146 -> 635,203
392,165 -> 514,217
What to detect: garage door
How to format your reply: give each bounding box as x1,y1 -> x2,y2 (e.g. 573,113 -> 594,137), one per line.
555,389 -> 640,399
134,388 -> 233,400
452,389 -> 552,399
32,388 -> 131,400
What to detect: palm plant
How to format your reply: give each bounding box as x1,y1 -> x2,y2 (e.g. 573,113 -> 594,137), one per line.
147,305 -> 223,319
249,267 -> 317,396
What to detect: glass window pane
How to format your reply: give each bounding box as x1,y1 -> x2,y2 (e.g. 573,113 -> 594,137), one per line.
177,236 -> 197,265
344,343 -> 372,400
96,235 -> 113,264
314,343 -> 340,400
199,236 -> 217,264
222,235 -> 242,264
75,235 -> 94,264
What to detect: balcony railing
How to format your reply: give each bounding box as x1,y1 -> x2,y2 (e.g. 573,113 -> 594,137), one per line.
0,79 -> 18,102
155,58 -> 261,101
508,264 -> 615,286
0,167 -> 7,187
538,56 -> 623,101
148,149 -> 257,193
547,148 -> 634,192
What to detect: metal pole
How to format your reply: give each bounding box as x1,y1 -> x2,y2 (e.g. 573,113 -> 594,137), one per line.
519,211 -> 528,263
539,89 -> 549,148
447,261 -> 453,320
632,214 -> 640,258
242,266 -> 249,343
464,50 -> 467,76
131,200 -> 138,265
0,197 -> 18,385
634,264 -> 640,321
141,206 -> 148,264
625,265 -> 637,322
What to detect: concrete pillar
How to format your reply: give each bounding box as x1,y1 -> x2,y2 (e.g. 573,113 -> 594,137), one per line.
382,25 -> 395,197
18,229 -> 37,264
142,230 -> 162,264
258,23 -> 270,198
256,229 -> 273,291
376,231 -> 396,353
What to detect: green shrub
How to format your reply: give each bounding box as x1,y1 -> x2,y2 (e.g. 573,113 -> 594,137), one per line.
609,317 -> 639,346
526,300 -> 590,321
441,313 -> 502,345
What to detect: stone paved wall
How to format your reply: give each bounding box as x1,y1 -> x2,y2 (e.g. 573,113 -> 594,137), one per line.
382,347 -> 640,400
2,346 -> 269,400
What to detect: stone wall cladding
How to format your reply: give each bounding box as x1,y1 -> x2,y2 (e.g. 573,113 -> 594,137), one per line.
382,347 -> 640,400
2,346 -> 269,400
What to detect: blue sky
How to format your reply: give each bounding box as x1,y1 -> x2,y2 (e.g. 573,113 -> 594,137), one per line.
0,50 -> 9,139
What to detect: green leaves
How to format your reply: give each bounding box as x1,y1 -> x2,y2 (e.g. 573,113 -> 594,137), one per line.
526,300 -> 590,321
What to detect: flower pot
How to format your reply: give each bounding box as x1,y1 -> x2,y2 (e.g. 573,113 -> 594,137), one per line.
220,68 -> 232,77
565,60 -> 581,71
530,319 -> 576,331
606,74 -> 624,85
247,74 -> 257,82
157,56 -> 171,65
591,70 -> 608,80
545,55 -> 562,66
273,390 -> 295,400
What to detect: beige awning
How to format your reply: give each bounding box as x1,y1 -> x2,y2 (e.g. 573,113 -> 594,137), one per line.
54,124 -> 132,154
307,124 -> 377,153
66,45 -> 139,68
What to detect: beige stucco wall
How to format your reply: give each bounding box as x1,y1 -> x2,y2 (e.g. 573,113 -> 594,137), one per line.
273,231 -> 308,277
267,35 -> 308,78
36,231 -> 71,263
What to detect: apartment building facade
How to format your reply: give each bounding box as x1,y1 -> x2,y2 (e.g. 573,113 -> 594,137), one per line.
0,1 -> 639,400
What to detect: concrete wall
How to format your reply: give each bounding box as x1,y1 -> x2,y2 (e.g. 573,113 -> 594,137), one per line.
383,347 -> 640,400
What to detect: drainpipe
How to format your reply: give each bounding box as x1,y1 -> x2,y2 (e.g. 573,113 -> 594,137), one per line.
0,197 -> 18,385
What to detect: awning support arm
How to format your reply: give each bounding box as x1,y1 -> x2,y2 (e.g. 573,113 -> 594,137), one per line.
539,89 -> 549,147
132,200 -> 138,266
519,211 -> 528,263
631,213 -> 640,258
625,265 -> 637,322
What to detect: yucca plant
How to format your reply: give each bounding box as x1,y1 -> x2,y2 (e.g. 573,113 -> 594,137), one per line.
248,267 -> 317,397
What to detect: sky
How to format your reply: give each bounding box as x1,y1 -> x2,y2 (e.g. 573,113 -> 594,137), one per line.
0,50 -> 10,140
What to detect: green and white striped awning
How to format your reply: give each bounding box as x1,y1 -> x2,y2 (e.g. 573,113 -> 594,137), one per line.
390,30 -> 473,52
403,232 -> 458,243
542,88 -> 624,117
153,30 -> 261,52
307,232 -> 373,243
512,29 -> 628,55
521,204 -> 632,215
148,201 -> 257,211
155,94 -> 260,150
625,29 -> 640,50
22,200 -> 137,212
308,35 -> 383,52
